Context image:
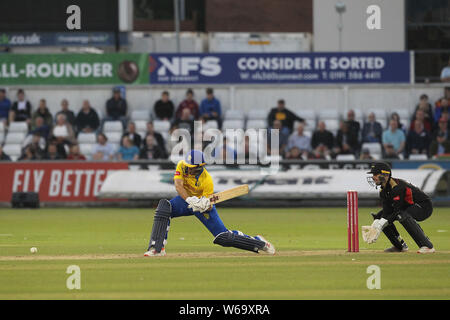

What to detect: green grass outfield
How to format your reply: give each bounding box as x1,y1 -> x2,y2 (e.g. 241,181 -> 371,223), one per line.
0,207 -> 449,300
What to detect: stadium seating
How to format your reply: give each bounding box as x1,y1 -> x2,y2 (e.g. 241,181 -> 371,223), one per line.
372,109 -> 388,129
77,133 -> 97,144
223,120 -> 245,130
246,119 -> 267,129
225,109 -> 245,120
361,142 -> 382,159
131,110 -> 150,121
5,132 -> 26,144
105,132 -> 122,144
409,154 -> 428,160
8,122 -> 28,133
153,120 -> 171,133
203,120 -> 219,131
103,121 -> 123,133
0,132 -> 4,145
79,144 -> 94,159
247,109 -> 267,120
336,154 -> 356,160
2,144 -> 21,161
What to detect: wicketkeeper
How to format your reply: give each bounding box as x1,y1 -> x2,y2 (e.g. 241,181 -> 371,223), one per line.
363,162 -> 435,253
144,150 -> 275,256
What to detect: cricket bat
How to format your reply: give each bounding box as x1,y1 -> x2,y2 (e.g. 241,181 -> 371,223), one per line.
208,184 -> 249,205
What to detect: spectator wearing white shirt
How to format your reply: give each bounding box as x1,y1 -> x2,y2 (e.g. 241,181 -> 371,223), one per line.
285,123 -> 311,159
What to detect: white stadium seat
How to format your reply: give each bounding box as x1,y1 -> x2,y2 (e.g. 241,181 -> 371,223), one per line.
131,110 -> 150,121
336,154 -> 356,161
246,119 -> 267,129
79,144 -> 94,157
318,109 -> 339,120
103,121 -> 123,132
409,154 -> 428,160
3,144 -> 22,160
222,120 -> 245,130
297,109 -> 316,121
135,120 -> 147,132
362,142 -> 382,158
5,132 -> 26,144
323,119 -> 340,133
104,132 -> 122,144
77,133 -> 97,144
153,120 -> 171,133
8,122 -> 28,133
396,109 -> 410,121
247,109 -> 267,120
225,109 -> 245,120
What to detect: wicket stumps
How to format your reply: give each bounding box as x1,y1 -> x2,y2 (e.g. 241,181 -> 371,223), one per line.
347,190 -> 359,252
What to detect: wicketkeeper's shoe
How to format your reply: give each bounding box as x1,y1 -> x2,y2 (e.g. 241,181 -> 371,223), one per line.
384,243 -> 409,252
417,246 -> 435,254
256,235 -> 276,255
144,247 -> 166,257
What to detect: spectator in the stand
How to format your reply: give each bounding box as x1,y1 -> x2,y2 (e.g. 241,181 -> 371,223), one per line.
311,121 -> 334,159
384,144 -> 399,159
390,112 -> 407,133
122,121 -> 142,148
105,87 -> 128,128
143,121 -> 167,157
406,120 -> 430,158
430,118 -> 450,158
414,94 -> 434,124
18,145 -> 37,161
345,110 -> 360,141
9,89 -> 32,125
92,133 -> 115,161
55,99 -> 76,127
0,88 -> 11,126
267,99 -> 304,134
440,57 -> 450,82
67,144 -> 86,160
52,114 -> 76,144
285,123 -> 310,159
362,112 -> 383,143
32,99 -> 53,129
32,116 -> 50,140
0,145 -> 11,161
45,143 -> 65,160
139,135 -> 165,160
410,109 -> 432,133
171,108 -> 194,134
382,119 -> 406,158
268,120 -> 289,157
176,89 -> 199,120
22,131 -> 46,158
117,136 -> 139,161
200,88 -> 222,128
434,97 -> 449,124
153,91 -> 174,121
335,120 -> 359,156
76,100 -> 100,133
359,148 -> 374,160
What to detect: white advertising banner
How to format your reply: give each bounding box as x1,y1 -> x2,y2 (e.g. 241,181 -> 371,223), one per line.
98,169 -> 446,200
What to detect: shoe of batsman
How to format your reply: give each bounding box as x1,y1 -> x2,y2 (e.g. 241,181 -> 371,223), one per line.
144,150 -> 276,257
366,162 -> 435,253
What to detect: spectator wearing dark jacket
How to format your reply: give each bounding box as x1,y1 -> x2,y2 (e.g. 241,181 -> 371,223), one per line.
334,121 -> 359,156
176,89 -> 199,120
105,87 -> 128,128
139,135 -> 165,160
414,94 -> 434,125
9,89 -> 32,125
121,121 -> 142,148
430,118 -> 450,157
0,88 -> 11,125
199,88 -> 222,128
153,91 -> 174,120
311,121 -> 334,159
362,112 -> 383,143
76,100 -> 100,133
143,121 -> 167,158
55,99 -> 76,127
267,99 -> 304,134
406,120 -> 430,157
31,99 -> 53,129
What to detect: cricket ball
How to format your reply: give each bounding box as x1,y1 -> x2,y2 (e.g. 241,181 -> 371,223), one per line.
30,247 -> 38,254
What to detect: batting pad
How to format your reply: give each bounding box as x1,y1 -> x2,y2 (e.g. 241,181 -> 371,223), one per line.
149,199 -> 171,252
213,231 -> 266,253
398,212 -> 433,249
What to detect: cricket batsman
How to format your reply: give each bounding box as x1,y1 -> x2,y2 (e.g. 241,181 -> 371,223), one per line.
144,150 -> 275,256
363,162 -> 435,253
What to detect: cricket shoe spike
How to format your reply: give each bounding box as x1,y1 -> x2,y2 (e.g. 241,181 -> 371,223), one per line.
384,243 -> 409,252
256,235 -> 276,255
417,246 -> 435,254
144,247 -> 166,257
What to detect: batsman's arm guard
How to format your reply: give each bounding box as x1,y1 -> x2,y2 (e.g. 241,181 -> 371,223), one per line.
148,199 -> 172,253
213,231 -> 265,253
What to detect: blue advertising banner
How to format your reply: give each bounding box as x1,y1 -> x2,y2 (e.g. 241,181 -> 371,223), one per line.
149,52 -> 410,84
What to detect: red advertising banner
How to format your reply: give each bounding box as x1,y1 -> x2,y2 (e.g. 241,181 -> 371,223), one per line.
0,162 -> 128,202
